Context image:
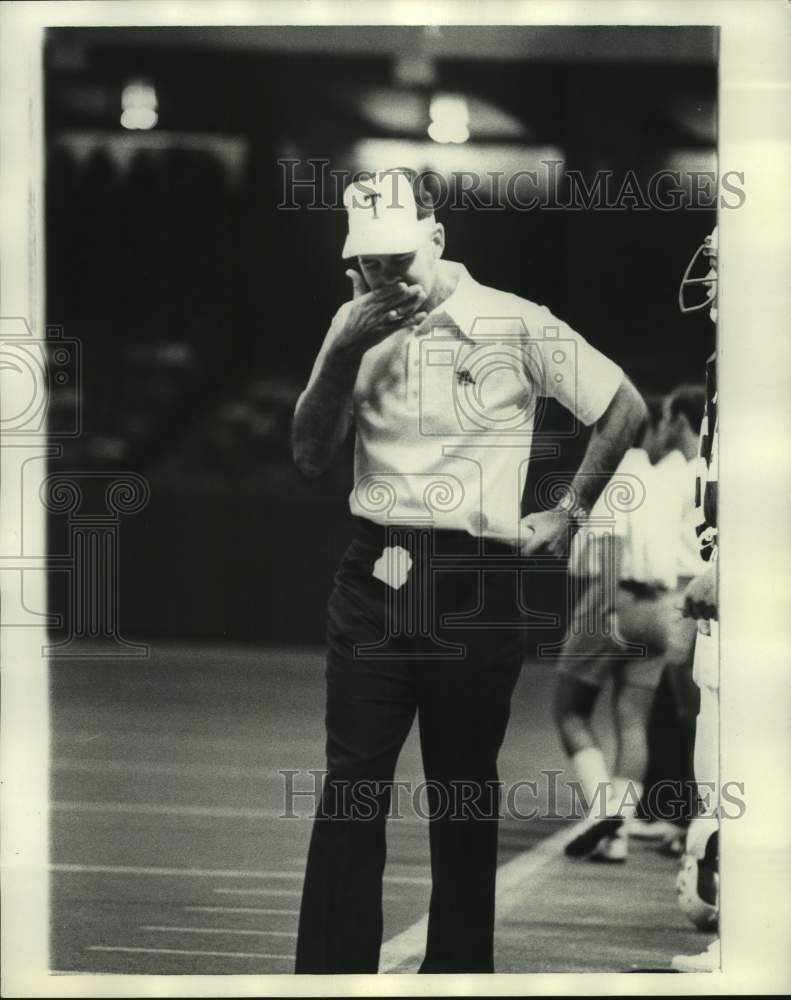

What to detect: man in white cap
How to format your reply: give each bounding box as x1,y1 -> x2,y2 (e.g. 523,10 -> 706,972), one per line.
292,167 -> 646,973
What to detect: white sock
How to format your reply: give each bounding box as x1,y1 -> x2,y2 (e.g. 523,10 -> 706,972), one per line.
571,747 -> 611,819
609,775 -> 644,821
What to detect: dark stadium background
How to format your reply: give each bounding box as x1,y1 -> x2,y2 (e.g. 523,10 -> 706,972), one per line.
43,25 -> 717,646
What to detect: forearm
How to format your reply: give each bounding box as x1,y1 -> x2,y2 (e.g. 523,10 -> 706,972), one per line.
292,344 -> 359,478
570,377 -> 647,511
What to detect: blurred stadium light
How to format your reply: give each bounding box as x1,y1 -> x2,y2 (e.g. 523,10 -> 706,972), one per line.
427,94 -> 470,144
355,88 -> 527,141
120,79 -> 158,130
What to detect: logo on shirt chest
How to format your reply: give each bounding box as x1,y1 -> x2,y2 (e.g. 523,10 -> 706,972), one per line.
418,341 -> 535,435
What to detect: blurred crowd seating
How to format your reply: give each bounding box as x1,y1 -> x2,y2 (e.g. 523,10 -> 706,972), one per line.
46,140 -> 343,495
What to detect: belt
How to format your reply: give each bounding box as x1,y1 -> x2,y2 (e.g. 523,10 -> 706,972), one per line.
352,516 -> 517,558
618,579 -> 669,600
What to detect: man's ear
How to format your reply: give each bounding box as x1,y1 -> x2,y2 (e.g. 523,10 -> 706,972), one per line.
431,223 -> 445,259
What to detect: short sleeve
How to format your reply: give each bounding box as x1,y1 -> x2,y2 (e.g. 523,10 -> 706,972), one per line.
521,303 -> 623,426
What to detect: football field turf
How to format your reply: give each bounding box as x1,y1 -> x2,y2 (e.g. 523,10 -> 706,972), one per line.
50,642 -> 710,975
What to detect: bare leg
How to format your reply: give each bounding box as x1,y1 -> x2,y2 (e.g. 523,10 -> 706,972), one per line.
612,671 -> 658,787
553,672 -> 600,757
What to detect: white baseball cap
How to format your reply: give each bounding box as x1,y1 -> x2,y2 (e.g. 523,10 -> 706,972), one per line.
342,170 -> 436,259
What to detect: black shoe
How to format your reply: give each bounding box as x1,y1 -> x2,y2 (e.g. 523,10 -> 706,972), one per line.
565,817 -> 624,858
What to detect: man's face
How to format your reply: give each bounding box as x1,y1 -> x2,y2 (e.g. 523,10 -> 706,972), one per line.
358,226 -> 443,299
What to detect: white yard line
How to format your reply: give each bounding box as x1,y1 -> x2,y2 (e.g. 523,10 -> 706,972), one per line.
52,863 -> 296,879
52,797 -> 431,826
379,819 -> 587,972
494,821 -> 590,912
184,906 -> 299,915
140,926 -> 297,938
50,796 -> 436,828
214,887 -> 295,896
85,946 -> 291,960
53,800 -> 291,820
210,888 -> 302,898
53,758 -> 280,780
212,874 -> 430,895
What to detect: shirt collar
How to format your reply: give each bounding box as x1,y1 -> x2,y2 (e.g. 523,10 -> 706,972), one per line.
428,261 -> 481,337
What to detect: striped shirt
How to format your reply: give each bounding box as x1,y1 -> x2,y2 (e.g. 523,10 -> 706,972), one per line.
695,352 -> 718,561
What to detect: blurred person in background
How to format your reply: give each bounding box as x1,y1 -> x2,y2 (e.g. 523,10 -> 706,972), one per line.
558,387 -> 705,863
651,384 -> 709,810
631,384 -> 708,858
291,166 -> 645,973
555,399 -> 661,862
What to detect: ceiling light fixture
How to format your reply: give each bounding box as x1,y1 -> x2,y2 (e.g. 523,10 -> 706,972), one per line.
121,80 -> 158,130
428,94 -> 469,144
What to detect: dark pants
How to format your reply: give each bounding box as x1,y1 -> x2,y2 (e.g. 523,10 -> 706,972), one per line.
639,663 -> 699,826
295,519 -> 523,974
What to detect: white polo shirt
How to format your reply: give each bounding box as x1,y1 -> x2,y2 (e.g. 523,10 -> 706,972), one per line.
305,261 -> 623,542
615,449 -> 706,588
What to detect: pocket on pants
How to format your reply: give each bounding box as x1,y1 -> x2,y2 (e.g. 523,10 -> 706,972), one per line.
326,542 -> 387,658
